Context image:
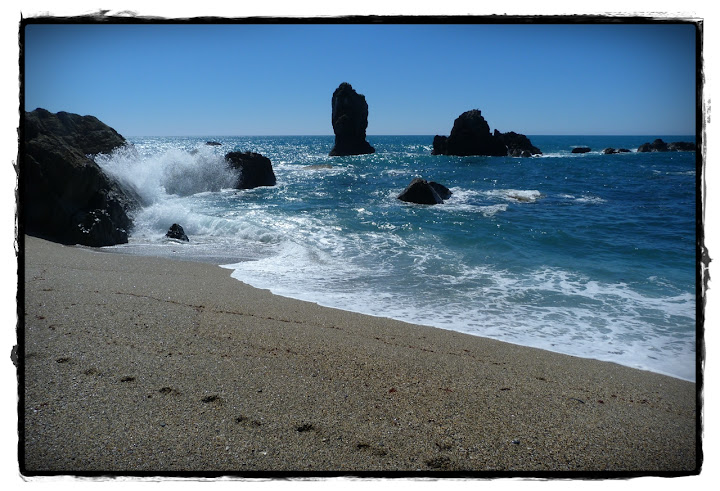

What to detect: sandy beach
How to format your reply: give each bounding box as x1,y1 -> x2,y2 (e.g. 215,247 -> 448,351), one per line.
20,235 -> 699,475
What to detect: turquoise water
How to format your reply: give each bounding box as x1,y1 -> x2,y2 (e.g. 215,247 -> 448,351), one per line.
96,135 -> 698,381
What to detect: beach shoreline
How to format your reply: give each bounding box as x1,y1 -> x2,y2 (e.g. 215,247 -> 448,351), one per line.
20,235 -> 699,474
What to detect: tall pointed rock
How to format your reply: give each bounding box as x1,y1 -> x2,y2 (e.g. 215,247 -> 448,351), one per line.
329,82 -> 375,156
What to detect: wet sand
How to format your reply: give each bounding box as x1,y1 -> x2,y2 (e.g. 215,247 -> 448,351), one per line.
21,235 -> 698,475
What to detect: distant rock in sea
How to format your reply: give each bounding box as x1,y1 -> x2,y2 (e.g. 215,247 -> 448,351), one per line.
494,130 -> 543,157
206,141 -> 222,146
329,82 -> 375,157
23,108 -> 140,246
637,139 -> 696,152
397,178 -> 452,205
603,148 -> 632,154
431,109 -> 541,157
572,147 -> 591,154
225,151 -> 277,189
166,223 -> 189,241
667,141 -> 696,151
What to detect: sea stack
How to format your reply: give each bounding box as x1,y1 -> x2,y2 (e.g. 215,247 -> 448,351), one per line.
432,109 -> 541,157
329,82 -> 375,157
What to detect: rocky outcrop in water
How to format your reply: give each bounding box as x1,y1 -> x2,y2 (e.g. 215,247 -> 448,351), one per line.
329,82 -> 375,157
667,141 -> 697,151
165,223 -> 189,241
23,108 -> 139,246
603,148 -> 631,154
572,147 -> 591,154
432,109 -> 540,157
493,130 -> 543,157
225,151 -> 277,189
637,139 -> 696,152
397,178 -> 452,205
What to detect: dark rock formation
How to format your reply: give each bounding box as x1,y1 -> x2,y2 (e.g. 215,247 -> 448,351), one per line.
446,110 -> 507,157
603,148 -> 632,154
668,141 -> 697,151
398,178 -> 451,205
429,181 -> 452,200
637,139 -> 669,152
206,141 -> 222,146
329,82 -> 375,156
225,151 -> 276,189
166,223 -> 189,241
431,135 -> 448,156
494,130 -> 542,157
572,147 -> 591,154
23,108 -> 138,246
432,110 -> 540,157
637,139 -> 695,152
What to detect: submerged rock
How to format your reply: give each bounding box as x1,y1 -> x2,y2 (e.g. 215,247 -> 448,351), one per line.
205,141 -> 222,146
432,110 -> 541,157
571,147 -> 591,153
329,82 -> 375,156
23,108 -> 139,246
166,223 -> 189,242
225,151 -> 277,189
398,178 -> 451,205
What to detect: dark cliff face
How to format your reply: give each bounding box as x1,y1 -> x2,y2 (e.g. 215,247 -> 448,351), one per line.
329,82 -> 375,157
22,108 -> 138,246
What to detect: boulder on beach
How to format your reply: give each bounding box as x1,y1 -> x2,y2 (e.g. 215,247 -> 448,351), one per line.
397,178 -> 452,205
23,108 -> 139,246
166,223 -> 189,242
572,147 -> 591,154
329,82 -> 375,157
432,109 -> 541,157
225,151 -> 277,189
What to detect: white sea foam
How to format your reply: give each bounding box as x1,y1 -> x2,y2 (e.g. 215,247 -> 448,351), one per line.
95,144 -> 238,204
224,245 -> 696,381
484,189 -> 544,203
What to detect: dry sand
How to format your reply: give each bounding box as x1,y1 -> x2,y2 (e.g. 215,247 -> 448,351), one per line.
20,235 -> 699,475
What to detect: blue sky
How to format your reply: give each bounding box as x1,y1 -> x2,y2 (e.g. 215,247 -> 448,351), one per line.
23,22 -> 697,136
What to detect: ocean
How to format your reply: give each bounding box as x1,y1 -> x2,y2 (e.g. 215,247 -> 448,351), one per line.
94,135 -> 698,382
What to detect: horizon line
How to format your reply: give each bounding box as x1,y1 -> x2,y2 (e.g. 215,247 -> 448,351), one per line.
123,133 -> 698,138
